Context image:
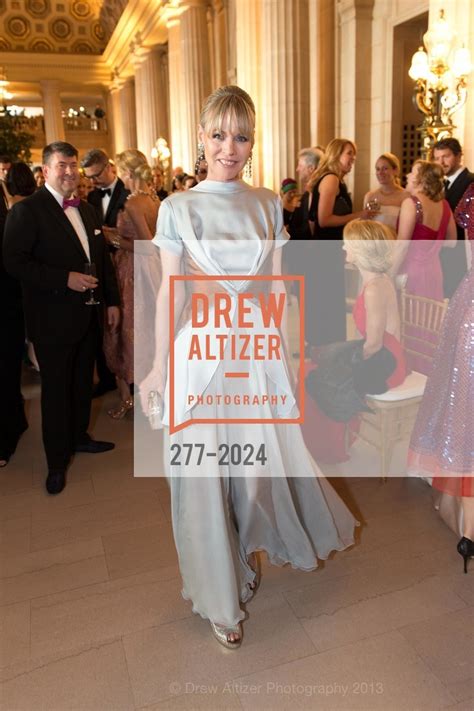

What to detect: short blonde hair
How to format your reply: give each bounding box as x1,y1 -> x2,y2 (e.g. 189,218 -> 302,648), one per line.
412,160 -> 444,201
200,85 -> 255,144
343,219 -> 395,273
116,149 -> 152,183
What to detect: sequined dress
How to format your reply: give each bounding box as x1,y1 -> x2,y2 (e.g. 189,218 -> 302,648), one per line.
408,185 -> 474,496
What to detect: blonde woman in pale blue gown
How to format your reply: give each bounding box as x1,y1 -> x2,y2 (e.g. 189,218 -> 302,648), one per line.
140,86 -> 357,649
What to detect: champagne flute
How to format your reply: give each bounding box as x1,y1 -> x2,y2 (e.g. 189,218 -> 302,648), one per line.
84,262 -> 100,305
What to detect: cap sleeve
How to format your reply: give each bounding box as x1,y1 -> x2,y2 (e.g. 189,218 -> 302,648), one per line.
274,195 -> 290,248
152,198 -> 183,255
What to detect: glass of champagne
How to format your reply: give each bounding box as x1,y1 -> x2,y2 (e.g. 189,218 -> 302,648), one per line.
365,197 -> 380,216
84,262 -> 100,305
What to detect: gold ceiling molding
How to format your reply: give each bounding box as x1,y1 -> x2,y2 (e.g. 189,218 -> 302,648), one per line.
0,0 -> 128,54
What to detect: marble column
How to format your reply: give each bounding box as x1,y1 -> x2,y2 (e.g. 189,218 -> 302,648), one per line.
261,0 -> 311,189
336,0 -> 374,207
166,0 -> 211,173
166,13 -> 185,169
180,0 -> 212,172
119,78 -> 137,152
235,0 -> 263,186
40,80 -> 65,144
212,0 -> 228,87
108,85 -> 123,156
133,45 -> 169,162
310,0 -> 336,147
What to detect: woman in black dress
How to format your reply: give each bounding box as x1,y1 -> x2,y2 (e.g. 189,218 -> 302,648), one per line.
307,139 -> 374,347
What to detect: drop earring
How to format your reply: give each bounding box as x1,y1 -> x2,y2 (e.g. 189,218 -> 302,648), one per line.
244,151 -> 253,180
195,142 -> 205,174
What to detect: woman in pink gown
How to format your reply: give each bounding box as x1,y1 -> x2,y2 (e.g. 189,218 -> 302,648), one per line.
103,150 -> 160,418
301,220 -> 406,464
391,160 -> 456,374
408,183 -> 474,572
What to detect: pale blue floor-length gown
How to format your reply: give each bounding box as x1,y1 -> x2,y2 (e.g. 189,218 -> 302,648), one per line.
152,179 -> 357,626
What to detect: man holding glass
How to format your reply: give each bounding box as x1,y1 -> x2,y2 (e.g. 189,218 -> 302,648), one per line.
3,141 -> 120,495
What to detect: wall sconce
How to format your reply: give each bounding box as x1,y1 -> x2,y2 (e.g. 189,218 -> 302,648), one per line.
408,9 -> 471,155
0,67 -> 14,113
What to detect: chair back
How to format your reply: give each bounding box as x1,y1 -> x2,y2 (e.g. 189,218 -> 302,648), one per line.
400,289 -> 449,367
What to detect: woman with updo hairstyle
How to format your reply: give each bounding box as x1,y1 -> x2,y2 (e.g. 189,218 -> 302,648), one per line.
102,149 -> 160,418
390,159 -> 456,374
343,220 -> 405,377
140,85 -> 357,649
363,152 -> 409,232
300,220 -> 406,466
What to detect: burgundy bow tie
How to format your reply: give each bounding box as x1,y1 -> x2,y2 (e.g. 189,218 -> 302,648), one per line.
62,197 -> 81,210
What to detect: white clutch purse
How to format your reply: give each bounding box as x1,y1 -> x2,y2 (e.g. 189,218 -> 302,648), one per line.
147,391 -> 163,430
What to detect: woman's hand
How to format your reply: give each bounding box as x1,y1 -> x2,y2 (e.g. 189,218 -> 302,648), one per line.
139,365 -> 166,415
102,226 -> 118,246
356,207 -> 379,220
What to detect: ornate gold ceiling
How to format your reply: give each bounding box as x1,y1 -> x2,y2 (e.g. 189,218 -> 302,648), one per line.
0,0 -> 128,54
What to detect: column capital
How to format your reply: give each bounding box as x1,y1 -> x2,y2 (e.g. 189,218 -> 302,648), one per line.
212,0 -> 226,12
337,0 -> 374,23
40,78 -> 61,92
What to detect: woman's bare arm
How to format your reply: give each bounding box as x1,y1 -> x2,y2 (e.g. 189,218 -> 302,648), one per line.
442,212 -> 457,247
363,283 -> 386,358
390,197 -> 415,276
139,248 -> 185,409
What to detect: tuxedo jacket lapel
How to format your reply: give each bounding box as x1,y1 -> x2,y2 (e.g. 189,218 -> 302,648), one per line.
447,168 -> 471,206
105,179 -> 125,224
42,188 -> 89,262
78,201 -> 97,262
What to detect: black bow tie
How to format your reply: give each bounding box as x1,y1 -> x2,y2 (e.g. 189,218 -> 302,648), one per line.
100,188 -> 111,196
444,179 -> 450,191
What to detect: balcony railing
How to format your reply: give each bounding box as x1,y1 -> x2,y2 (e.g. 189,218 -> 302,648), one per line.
63,116 -> 108,132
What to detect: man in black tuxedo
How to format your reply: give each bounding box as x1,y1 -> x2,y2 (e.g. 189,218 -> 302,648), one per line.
3,142 -> 120,494
81,149 -> 129,396
82,148 -> 129,228
433,137 -> 474,297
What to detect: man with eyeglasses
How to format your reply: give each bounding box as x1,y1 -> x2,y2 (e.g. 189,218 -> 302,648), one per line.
81,149 -> 129,228
81,149 -> 129,397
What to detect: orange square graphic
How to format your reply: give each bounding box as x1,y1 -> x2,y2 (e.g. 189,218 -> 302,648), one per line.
169,274 -> 305,434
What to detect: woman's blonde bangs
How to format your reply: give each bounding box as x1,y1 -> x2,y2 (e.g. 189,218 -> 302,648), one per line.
201,93 -> 255,139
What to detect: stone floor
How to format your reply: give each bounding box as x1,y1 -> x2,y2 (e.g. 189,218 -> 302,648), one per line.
0,372 -> 472,711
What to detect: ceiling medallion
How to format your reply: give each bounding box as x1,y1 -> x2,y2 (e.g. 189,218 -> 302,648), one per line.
92,21 -> 105,42
72,40 -> 94,53
71,0 -> 91,20
29,37 -> 54,51
7,15 -> 31,38
50,17 -> 72,40
25,0 -> 50,18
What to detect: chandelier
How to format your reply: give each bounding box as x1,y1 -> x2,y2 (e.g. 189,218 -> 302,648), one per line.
408,9 -> 471,155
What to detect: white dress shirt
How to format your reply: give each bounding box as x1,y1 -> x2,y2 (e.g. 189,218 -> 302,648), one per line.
45,182 -> 91,261
101,178 -> 117,219
445,167 -> 464,190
